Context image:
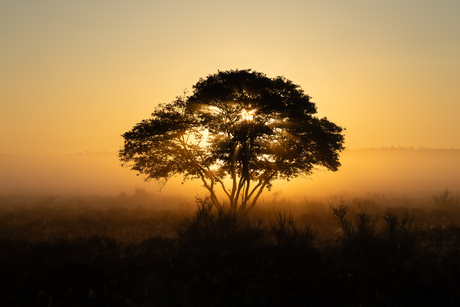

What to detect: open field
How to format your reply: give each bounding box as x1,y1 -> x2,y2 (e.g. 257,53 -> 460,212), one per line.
1,191 -> 460,306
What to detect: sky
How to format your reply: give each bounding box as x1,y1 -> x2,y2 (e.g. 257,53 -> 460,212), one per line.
1,0 -> 459,156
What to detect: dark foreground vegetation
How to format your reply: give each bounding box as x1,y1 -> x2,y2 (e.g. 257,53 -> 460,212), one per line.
1,191 -> 460,306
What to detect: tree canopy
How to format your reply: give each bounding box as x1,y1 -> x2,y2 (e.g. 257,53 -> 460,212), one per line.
119,69 -> 345,215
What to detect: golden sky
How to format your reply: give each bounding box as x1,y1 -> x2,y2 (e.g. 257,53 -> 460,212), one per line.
1,0 -> 460,155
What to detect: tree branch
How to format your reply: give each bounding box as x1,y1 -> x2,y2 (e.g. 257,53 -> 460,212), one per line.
241,180 -> 268,216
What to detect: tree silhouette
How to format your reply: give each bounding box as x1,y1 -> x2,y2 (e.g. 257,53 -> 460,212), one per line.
119,69 -> 345,215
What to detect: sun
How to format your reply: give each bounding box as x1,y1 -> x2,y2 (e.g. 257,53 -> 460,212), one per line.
241,109 -> 255,121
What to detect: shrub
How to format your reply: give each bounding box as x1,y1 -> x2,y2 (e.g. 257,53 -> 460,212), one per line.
353,205 -> 375,246
174,198 -> 265,255
433,189 -> 460,210
270,211 -> 316,250
330,201 -> 376,244
382,211 -> 416,251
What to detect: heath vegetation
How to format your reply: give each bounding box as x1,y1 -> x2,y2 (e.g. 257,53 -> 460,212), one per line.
1,190 -> 460,306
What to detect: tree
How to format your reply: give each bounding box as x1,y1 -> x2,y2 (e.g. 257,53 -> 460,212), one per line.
119,69 -> 345,215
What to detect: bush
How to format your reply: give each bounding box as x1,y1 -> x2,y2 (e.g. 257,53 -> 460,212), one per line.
330,202 -> 375,246
330,202 -> 419,256
433,188 -> 460,210
174,198 -> 265,256
382,211 -> 417,253
270,211 -> 316,250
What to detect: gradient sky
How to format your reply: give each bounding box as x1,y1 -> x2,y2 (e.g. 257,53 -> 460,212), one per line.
1,0 -> 460,155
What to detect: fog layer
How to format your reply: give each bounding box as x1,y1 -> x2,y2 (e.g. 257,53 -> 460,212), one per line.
0,148 -> 459,200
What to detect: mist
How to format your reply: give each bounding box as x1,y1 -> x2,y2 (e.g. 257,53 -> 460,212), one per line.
1,148 -> 459,204
284,147 -> 460,199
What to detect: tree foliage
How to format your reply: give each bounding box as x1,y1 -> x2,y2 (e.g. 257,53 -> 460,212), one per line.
119,69 -> 345,215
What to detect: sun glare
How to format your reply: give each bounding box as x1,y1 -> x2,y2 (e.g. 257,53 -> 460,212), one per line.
241,109 -> 255,121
